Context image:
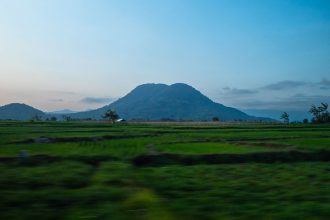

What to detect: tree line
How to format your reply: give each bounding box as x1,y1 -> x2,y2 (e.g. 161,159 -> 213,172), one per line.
29,103 -> 329,124
281,102 -> 330,124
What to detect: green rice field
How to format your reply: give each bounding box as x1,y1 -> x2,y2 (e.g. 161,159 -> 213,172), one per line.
0,121 -> 329,219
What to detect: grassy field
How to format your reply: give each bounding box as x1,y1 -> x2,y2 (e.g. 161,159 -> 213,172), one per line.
0,121 -> 329,219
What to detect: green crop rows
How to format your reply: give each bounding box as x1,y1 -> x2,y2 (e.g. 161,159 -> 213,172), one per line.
0,121 -> 329,219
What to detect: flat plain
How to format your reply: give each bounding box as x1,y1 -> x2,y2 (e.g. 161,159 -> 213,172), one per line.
0,121 -> 329,220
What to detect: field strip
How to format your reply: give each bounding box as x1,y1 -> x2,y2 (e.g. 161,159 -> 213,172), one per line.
161,135 -> 330,144
0,155 -> 119,165
133,150 -> 330,166
9,134 -> 158,144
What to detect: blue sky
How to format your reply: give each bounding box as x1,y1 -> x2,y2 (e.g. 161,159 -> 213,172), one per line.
0,0 -> 329,115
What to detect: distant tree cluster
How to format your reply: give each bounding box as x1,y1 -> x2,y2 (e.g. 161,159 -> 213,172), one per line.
212,117 -> 220,122
280,102 -> 329,124
280,112 -> 289,124
309,103 -> 330,123
103,109 -> 119,123
30,114 -> 42,122
62,115 -> 72,122
45,116 -> 57,121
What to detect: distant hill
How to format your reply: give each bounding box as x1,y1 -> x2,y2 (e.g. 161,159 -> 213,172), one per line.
0,103 -> 45,120
70,83 -> 271,121
48,109 -> 77,114
0,84 -> 275,121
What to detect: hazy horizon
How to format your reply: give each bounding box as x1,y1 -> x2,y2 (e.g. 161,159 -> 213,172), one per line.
1,0 -> 329,115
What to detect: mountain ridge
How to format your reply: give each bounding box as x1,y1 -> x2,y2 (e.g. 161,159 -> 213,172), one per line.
0,103 -> 45,120
69,83 -> 269,121
0,83 -> 274,121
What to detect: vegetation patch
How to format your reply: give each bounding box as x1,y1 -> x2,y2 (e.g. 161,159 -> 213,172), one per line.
12,134 -> 157,144
133,151 -> 330,167
0,122 -> 329,219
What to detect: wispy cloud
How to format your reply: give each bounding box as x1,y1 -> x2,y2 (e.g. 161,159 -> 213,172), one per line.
262,80 -> 307,90
216,78 -> 330,112
80,97 -> 115,104
50,99 -> 64,102
319,78 -> 330,90
221,87 -> 258,96
47,90 -> 77,95
237,94 -> 330,111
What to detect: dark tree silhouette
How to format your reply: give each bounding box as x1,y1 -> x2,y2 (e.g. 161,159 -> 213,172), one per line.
62,115 -> 72,122
280,112 -> 289,123
309,103 -> 330,123
212,117 -> 220,122
103,110 -> 119,123
30,114 -> 42,122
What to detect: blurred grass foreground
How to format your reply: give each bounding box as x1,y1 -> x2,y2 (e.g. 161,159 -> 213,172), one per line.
0,121 -> 329,220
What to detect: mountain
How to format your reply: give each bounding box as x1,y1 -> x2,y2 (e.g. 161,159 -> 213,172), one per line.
70,83 -> 269,121
48,109 -> 77,114
0,103 -> 45,120
0,84 -> 275,121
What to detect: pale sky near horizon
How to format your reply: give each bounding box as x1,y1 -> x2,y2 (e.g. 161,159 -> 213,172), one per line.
0,0 -> 329,112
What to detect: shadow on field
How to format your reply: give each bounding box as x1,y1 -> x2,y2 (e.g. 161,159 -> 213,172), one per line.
11,134 -> 157,144
163,140 -> 292,148
0,155 -> 117,166
133,150 -> 330,167
1,151 -> 330,168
